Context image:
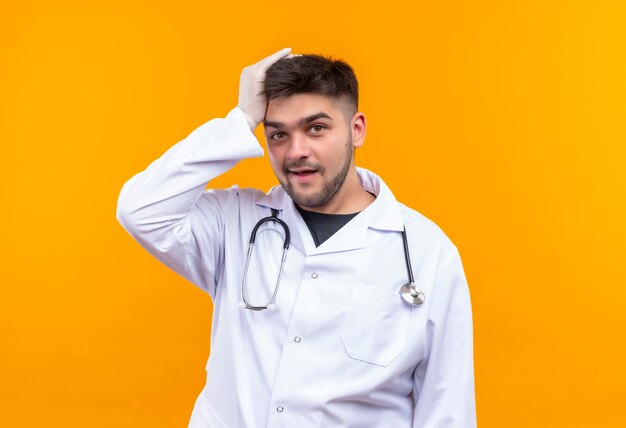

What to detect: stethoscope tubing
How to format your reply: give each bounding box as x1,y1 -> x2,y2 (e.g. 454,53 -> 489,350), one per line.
401,227 -> 415,284
241,209 -> 289,311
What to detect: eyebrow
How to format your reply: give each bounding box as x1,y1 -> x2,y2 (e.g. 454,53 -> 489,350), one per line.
264,112 -> 333,129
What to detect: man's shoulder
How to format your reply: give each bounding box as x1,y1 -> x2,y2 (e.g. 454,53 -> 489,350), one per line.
397,201 -> 457,250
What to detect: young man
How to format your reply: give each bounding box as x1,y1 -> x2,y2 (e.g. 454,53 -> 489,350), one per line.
117,48 -> 476,427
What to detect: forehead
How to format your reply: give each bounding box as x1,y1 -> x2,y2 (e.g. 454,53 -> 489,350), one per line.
265,93 -> 348,123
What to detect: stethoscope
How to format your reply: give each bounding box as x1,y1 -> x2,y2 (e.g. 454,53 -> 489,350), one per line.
240,209 -> 425,311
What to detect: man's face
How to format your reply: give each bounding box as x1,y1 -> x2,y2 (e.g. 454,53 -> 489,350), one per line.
263,93 -> 362,210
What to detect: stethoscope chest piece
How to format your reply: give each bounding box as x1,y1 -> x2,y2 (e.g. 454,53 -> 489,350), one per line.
400,282 -> 425,305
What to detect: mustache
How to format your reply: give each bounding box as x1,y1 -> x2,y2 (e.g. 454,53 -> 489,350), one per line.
283,160 -> 324,174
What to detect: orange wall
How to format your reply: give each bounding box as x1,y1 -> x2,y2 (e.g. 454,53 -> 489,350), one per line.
1,1 -> 625,426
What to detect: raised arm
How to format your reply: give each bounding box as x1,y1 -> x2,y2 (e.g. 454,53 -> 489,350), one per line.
116,48 -> 291,297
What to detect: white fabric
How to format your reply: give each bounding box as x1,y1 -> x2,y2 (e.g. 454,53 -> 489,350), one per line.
117,106 -> 476,427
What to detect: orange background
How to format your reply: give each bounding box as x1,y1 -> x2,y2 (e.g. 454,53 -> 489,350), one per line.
2,0 -> 625,426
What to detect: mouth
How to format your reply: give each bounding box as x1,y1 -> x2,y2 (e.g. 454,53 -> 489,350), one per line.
286,167 -> 319,183
289,168 -> 317,177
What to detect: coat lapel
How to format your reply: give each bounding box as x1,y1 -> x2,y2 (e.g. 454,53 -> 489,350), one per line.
253,168 -> 405,256
255,185 -> 312,255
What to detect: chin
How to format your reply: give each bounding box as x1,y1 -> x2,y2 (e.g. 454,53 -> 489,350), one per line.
287,189 -> 318,207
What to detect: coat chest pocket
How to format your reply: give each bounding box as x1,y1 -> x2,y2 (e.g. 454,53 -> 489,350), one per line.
340,283 -> 411,367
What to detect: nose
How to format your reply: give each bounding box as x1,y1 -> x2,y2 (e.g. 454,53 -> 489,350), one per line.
285,132 -> 310,160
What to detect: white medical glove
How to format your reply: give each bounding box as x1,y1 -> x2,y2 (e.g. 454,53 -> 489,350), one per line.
237,47 -> 292,131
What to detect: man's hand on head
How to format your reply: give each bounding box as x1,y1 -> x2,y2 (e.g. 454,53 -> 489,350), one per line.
237,48 -> 292,131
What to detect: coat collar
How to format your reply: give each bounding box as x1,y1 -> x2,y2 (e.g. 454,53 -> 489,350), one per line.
254,167 -> 405,255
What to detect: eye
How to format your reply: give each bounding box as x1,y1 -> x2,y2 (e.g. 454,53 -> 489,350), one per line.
309,124 -> 325,134
270,132 -> 286,141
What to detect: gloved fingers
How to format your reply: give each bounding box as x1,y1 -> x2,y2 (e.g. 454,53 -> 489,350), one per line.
256,47 -> 292,70
237,47 -> 294,130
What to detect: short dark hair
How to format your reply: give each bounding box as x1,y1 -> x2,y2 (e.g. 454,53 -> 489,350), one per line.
262,54 -> 359,114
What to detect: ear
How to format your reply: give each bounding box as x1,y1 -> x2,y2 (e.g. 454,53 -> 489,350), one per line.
351,112 -> 367,148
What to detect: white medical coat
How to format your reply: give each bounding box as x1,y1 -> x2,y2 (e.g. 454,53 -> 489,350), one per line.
116,107 -> 476,427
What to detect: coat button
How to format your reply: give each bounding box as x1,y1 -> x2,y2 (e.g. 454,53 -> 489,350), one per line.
311,272 -> 318,279
277,405 -> 284,412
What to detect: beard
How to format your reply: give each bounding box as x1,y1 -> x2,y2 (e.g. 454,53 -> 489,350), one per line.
279,132 -> 353,209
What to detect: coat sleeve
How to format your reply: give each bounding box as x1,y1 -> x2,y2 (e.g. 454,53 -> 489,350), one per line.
115,107 -> 264,298
412,242 -> 476,427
